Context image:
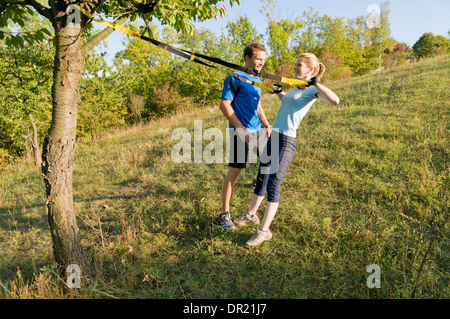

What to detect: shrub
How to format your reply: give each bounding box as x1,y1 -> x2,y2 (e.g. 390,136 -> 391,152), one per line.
144,83 -> 186,120
413,32 -> 450,59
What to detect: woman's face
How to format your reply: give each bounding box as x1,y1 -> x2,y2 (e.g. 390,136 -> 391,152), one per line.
294,57 -> 313,81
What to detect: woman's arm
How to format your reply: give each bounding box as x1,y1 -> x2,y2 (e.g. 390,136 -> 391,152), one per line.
314,83 -> 340,105
276,91 -> 287,101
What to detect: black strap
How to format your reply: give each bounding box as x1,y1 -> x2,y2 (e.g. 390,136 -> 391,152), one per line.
228,76 -> 241,110
142,36 -> 283,83
179,48 -> 259,76
77,6 -> 306,91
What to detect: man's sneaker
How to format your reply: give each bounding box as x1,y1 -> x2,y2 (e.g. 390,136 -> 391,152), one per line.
219,212 -> 236,231
233,213 -> 260,228
245,228 -> 273,246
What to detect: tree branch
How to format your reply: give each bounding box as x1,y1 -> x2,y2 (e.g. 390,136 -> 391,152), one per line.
81,15 -> 129,57
3,0 -> 54,23
27,0 -> 53,22
1,0 -> 26,3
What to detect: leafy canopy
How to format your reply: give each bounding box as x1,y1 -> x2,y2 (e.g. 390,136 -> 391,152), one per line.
0,0 -> 241,48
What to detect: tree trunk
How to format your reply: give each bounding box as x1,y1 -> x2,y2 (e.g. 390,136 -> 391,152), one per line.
26,111 -> 42,168
41,15 -> 90,276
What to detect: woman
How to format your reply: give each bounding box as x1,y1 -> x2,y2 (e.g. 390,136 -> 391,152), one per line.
232,53 -> 340,246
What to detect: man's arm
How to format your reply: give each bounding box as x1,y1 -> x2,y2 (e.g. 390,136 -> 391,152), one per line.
257,101 -> 271,137
219,99 -> 249,142
257,101 -> 270,127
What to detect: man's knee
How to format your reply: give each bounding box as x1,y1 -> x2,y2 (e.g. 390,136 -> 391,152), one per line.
227,167 -> 241,180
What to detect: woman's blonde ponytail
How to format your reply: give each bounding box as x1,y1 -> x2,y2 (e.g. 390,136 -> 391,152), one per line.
298,53 -> 326,80
315,62 -> 325,79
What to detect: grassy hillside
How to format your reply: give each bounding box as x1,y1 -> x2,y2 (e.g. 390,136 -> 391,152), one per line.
0,55 -> 448,299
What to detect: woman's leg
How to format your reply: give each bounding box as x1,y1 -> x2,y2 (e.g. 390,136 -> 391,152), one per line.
248,193 -> 265,216
259,201 -> 279,231
246,135 -> 296,245
233,169 -> 268,227
234,136 -> 272,228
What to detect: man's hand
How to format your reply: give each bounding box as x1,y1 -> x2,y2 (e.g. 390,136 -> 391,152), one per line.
236,126 -> 250,144
266,126 -> 272,139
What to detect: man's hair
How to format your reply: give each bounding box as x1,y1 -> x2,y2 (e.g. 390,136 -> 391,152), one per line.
243,42 -> 266,60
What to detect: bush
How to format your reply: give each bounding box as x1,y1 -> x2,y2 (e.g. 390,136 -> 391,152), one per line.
383,43 -> 415,68
144,83 -> 187,120
413,32 -> 450,59
0,148 -> 12,170
78,76 -> 128,142
321,51 -> 353,81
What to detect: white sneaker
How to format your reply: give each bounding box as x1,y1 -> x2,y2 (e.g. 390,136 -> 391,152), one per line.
245,229 -> 273,246
233,213 -> 260,227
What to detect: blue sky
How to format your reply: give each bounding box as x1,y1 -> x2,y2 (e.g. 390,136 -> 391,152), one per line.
102,0 -> 450,64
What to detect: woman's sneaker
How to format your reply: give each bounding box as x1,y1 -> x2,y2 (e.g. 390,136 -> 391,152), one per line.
219,212 -> 236,231
233,212 -> 260,228
245,228 -> 273,246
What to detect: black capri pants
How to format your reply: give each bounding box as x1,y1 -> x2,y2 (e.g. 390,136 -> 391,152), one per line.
254,131 -> 296,203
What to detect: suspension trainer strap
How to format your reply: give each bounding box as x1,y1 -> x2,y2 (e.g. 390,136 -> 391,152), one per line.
183,48 -> 309,87
77,6 -> 308,91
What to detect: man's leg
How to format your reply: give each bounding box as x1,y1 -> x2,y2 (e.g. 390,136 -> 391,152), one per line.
220,166 -> 241,231
221,166 -> 241,214
233,132 -> 272,228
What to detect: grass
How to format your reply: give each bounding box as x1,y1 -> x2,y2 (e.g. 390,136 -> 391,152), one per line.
0,55 -> 449,299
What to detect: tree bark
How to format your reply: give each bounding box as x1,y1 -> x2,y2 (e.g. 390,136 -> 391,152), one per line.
40,1 -> 131,278
41,11 -> 90,276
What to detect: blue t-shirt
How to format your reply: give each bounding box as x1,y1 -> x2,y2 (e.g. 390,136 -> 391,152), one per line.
221,71 -> 262,133
273,86 -> 319,138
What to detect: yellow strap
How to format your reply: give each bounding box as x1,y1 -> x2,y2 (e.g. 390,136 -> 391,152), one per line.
78,5 -> 142,38
281,77 -> 309,87
77,5 -> 278,94
253,81 -> 275,93
180,47 -> 195,61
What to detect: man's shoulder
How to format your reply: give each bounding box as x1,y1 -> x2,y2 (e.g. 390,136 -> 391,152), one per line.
233,70 -> 262,84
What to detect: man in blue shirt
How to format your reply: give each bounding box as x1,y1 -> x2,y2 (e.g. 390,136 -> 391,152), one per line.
218,43 -> 272,231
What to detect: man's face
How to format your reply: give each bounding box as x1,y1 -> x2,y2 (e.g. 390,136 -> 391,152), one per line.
245,50 -> 266,72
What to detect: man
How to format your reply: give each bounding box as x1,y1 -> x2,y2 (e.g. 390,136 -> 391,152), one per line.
218,42 -> 272,231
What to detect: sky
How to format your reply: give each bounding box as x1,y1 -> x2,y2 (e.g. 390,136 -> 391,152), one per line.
101,0 -> 450,64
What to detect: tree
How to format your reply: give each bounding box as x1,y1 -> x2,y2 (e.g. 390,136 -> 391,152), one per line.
413,32 -> 450,59
0,0 -> 241,277
366,0 -> 394,70
0,43 -> 53,164
259,0 -> 303,75
226,15 -> 262,59
0,11 -> 53,165
265,17 -> 303,73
